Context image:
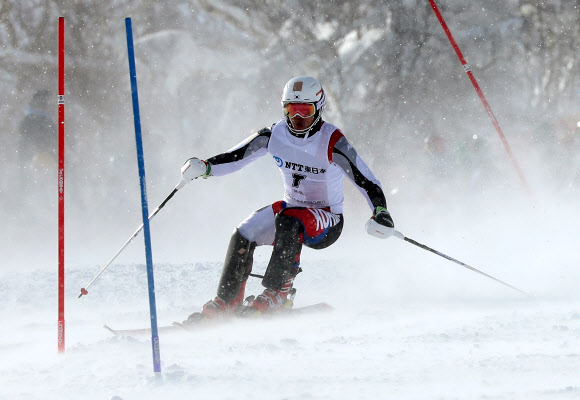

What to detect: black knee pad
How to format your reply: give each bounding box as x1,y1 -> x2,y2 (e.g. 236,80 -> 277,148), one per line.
262,213 -> 303,290
217,229 -> 256,302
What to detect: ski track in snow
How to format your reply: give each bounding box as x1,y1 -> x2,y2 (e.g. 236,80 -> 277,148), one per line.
1,260 -> 579,400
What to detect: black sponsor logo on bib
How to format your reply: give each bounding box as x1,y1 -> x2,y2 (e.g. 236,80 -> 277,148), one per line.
272,156 -> 326,175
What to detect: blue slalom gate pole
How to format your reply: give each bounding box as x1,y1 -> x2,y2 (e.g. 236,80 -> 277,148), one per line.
125,17 -> 161,375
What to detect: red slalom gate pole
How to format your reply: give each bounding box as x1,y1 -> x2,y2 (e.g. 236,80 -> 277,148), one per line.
428,0 -> 532,196
57,17 -> 65,353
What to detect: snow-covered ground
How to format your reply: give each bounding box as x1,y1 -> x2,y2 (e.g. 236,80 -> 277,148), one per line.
2,3 -> 578,398
1,193 -> 579,400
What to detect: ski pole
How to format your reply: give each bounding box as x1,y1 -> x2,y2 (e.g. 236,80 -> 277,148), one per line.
249,267 -> 303,280
78,179 -> 187,298
393,230 -> 530,297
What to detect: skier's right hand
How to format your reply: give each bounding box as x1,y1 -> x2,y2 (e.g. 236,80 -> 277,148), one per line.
181,157 -> 210,182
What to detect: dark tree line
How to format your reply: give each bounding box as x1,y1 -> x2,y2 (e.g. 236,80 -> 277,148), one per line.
1,0 -> 579,200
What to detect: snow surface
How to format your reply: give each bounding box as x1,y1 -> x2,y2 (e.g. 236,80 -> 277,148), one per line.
1,194 -> 579,400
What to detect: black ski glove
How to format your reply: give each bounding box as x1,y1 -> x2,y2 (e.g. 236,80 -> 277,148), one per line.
365,206 -> 395,239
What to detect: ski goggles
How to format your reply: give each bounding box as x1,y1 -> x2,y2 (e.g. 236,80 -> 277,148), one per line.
283,102 -> 316,118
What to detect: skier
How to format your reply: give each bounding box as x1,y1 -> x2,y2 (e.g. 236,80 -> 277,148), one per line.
180,77 -> 395,318
17,89 -> 57,206
18,89 -> 57,169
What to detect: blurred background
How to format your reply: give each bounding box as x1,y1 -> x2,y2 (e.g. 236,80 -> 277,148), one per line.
0,1 -> 578,291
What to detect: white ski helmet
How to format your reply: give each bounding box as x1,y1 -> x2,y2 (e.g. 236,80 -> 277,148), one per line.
281,76 -> 326,136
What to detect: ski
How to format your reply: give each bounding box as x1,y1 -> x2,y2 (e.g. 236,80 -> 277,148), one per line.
103,324 -> 184,336
104,302 -> 333,336
285,302 -> 333,314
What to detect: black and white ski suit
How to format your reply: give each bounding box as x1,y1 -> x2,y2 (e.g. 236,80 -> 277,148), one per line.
204,118 -> 387,301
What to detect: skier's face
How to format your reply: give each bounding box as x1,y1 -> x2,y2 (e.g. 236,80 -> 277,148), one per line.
283,102 -> 316,131
289,113 -> 315,131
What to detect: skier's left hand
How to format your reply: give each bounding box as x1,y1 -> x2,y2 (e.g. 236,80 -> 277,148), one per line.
181,157 -> 210,182
365,206 -> 395,239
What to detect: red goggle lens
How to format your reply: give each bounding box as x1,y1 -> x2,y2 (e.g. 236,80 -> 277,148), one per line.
283,103 -> 316,118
